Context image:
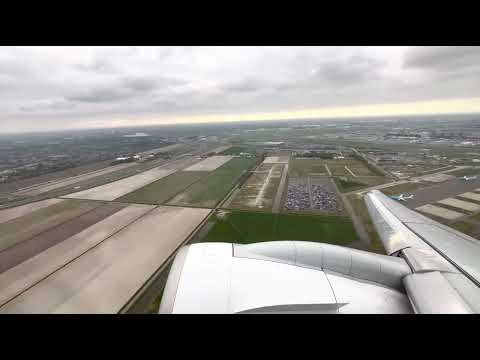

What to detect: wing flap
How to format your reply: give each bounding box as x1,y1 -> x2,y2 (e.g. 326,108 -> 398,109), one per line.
365,189 -> 480,313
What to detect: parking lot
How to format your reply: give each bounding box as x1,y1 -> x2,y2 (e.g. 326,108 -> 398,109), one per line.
284,177 -> 343,214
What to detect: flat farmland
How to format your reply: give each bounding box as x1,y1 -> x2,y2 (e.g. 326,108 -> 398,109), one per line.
168,158 -> 257,208
14,162 -> 136,197
0,202 -> 128,273
263,156 -> 289,164
220,146 -> 248,155
0,198 -> 65,224
335,176 -> 387,193
0,203 -> 154,307
183,155 -> 233,171
0,199 -> 102,253
0,206 -> 211,314
63,166 -> 176,201
118,171 -> 208,205
289,158 -> 378,177
289,159 -> 328,177
202,210 -> 358,246
228,164 -> 284,211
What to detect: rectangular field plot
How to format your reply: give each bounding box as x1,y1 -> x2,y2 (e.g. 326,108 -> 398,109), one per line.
0,198 -> 64,224
0,204 -> 154,308
168,158 -> 257,208
290,158 -> 377,178
289,159 -> 329,177
0,202 -> 128,274
183,156 -> 233,171
15,163 -> 135,196
458,192 -> 480,202
118,171 -> 208,205
208,145 -> 232,154
63,166 -> 176,201
284,177 -> 343,214
263,156 -> 289,164
437,198 -> 480,212
0,206 -> 211,314
229,164 -> 284,211
335,176 -> 387,193
0,199 -> 102,253
203,210 -> 358,246
415,204 -> 464,220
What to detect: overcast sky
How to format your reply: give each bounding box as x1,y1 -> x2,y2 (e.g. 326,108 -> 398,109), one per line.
1,46 -> 480,133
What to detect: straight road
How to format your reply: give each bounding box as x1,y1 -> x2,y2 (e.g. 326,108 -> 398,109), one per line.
272,163 -> 289,213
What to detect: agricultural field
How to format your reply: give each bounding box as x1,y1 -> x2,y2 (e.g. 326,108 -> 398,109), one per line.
0,203 -> 154,308
289,158 -> 385,185
183,155 -> 233,171
0,199 -> 101,254
335,176 -> 387,193
345,194 -> 386,254
379,182 -> 428,196
220,146 -> 249,155
289,158 -> 329,177
14,162 -> 136,197
0,198 -> 64,224
0,205 -> 211,314
64,167 -> 176,201
450,220 -> 476,235
263,156 -> 289,164
0,201 -> 127,273
201,209 -> 358,246
118,171 -> 208,205
228,164 -> 284,211
415,204 -> 464,220
168,158 -> 257,208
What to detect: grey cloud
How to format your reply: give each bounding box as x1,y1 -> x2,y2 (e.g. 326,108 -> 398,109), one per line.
2,46 -> 480,133
220,79 -> 265,93
272,54 -> 384,92
124,76 -> 186,91
404,46 -> 480,71
313,55 -> 384,85
123,77 -> 158,92
67,88 -> 135,103
66,76 -> 185,104
19,100 -> 76,112
74,59 -> 118,74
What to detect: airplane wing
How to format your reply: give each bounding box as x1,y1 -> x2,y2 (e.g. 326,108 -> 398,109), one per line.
158,189 -> 480,314
364,189 -> 480,313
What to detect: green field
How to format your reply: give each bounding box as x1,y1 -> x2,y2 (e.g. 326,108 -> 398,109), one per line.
202,209 -> 358,246
346,194 -> 385,254
289,159 -> 328,177
289,158 -> 386,193
450,220 -> 475,235
289,158 -> 380,177
118,171 -> 208,205
168,158 -> 257,208
220,146 -> 249,155
379,182 -> 427,196
335,178 -> 369,193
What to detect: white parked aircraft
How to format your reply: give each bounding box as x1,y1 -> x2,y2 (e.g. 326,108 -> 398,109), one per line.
460,175 -> 477,181
390,193 -> 414,201
160,190 -> 480,314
